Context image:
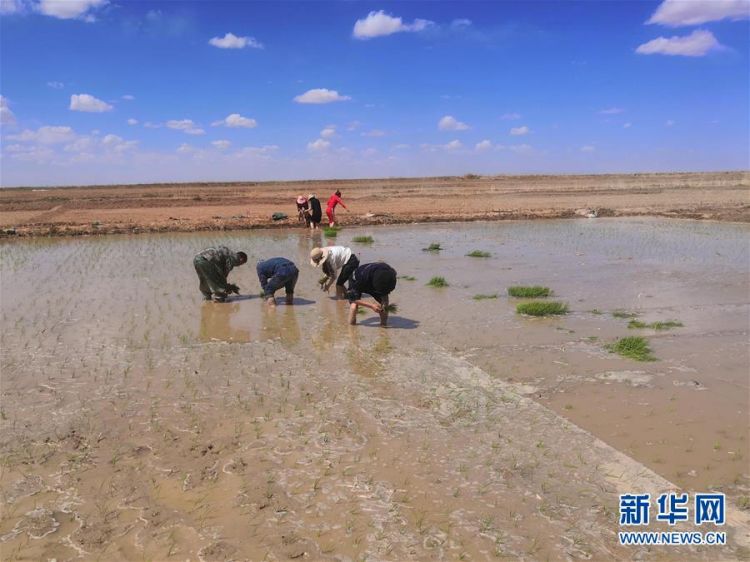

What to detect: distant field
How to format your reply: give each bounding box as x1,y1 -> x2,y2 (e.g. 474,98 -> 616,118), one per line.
0,171 -> 748,236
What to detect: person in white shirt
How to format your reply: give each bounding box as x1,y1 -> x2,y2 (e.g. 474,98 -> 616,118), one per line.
310,245 -> 360,298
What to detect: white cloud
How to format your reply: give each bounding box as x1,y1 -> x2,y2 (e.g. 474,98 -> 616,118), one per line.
0,95 -> 16,125
177,143 -> 193,154
362,129 -> 385,137
122,94 -> 135,101
500,112 -> 521,120
438,115 -> 469,131
636,29 -> 722,57
392,143 -> 410,150
347,120 -> 361,131
307,138 -> 331,152
8,126 -> 76,144
234,145 -> 278,157
294,88 -> 351,104
211,113 -> 257,128
665,120 -> 675,127
445,140 -> 462,150
143,121 -> 161,129
352,10 -> 433,39
208,32 -> 264,49
101,134 -> 137,152
0,0 -> 24,14
647,0 -> 750,26
450,18 -> 472,29
167,119 -> 205,135
580,145 -> 596,152
510,125 -> 530,136
69,94 -> 113,113
127,118 -> 138,126
320,126 -> 336,138
64,136 -> 93,152
212,140 -> 231,150
475,140 -> 492,151
36,0 -> 107,20
47,81 -> 65,89
623,122 -> 632,129
599,107 -> 624,115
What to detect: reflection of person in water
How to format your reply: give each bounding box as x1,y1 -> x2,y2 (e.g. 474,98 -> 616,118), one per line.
261,303 -> 300,345
199,302 -> 251,343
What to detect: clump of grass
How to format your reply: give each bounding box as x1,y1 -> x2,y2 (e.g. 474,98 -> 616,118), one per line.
426,276 -> 449,288
398,275 -> 416,281
385,303 -> 398,313
508,286 -> 550,298
323,226 -> 339,237
352,235 -> 374,244
628,319 -> 683,330
516,301 -> 568,316
466,250 -> 491,258
422,243 -> 442,252
606,336 -> 655,361
590,309 -> 603,315
473,294 -> 498,300
612,309 -> 638,319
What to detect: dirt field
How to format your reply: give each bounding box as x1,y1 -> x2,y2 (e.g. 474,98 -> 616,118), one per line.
0,171 -> 748,237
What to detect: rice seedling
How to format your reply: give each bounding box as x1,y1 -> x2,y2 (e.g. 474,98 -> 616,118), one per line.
385,303 -> 398,313
628,319 -> 683,330
426,276 -> 449,288
422,243 -> 442,252
612,309 -> 638,319
508,286 -> 550,298
398,275 -> 416,281
466,250 -> 491,258
473,293 -> 498,300
352,235 -> 374,244
516,301 -> 568,316
606,336 -> 655,361
323,226 -> 339,238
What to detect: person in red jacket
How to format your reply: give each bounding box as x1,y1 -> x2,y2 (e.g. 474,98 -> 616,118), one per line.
326,190 -> 348,226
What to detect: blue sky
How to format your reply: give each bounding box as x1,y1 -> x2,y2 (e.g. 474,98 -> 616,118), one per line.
0,0 -> 748,186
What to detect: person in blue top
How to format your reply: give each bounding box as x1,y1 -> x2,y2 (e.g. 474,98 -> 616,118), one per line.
257,257 -> 299,306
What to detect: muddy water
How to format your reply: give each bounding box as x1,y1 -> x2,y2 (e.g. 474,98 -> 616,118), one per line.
1,218 -> 748,561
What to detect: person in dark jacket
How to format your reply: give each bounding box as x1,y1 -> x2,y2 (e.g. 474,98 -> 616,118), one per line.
307,193 -> 322,230
345,262 -> 397,326
257,257 -> 299,306
193,246 -> 247,302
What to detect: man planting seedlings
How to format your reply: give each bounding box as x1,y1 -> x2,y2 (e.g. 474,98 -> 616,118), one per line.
193,246 -> 247,302
345,262 -> 397,327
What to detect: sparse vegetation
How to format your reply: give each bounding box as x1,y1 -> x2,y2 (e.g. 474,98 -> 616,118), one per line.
323,226 -> 339,237
473,294 -> 498,300
426,276 -> 449,288
606,336 -> 655,361
398,275 -> 416,281
466,250 -> 491,258
385,303 -> 398,313
422,243 -> 443,252
628,319 -> 683,330
516,301 -> 568,316
612,309 -> 638,319
508,286 -> 551,298
352,235 -> 374,244
464,173 -> 481,180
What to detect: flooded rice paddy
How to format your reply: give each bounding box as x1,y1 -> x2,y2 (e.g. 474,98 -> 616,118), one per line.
1,218 -> 748,561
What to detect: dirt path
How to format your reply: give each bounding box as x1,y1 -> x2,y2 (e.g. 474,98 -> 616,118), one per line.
1,171 -> 747,237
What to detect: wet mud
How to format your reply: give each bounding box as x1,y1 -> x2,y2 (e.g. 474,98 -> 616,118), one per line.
1,218 -> 748,560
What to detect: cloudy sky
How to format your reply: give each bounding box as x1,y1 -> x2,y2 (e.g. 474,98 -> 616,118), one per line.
0,0 -> 748,187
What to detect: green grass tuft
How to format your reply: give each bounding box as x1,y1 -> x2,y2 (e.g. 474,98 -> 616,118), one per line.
516,301 -> 568,316
473,293 -> 498,300
612,309 -> 638,319
352,235 -> 374,244
385,303 -> 398,313
508,286 -> 551,298
422,243 -> 443,252
323,227 -> 339,237
607,336 -> 655,361
628,319 -> 683,330
466,250 -> 491,258
426,276 -> 449,288
398,275 -> 416,281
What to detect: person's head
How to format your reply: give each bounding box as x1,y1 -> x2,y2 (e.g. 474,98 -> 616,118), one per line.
236,251 -> 248,265
296,195 -> 307,205
308,193 -> 316,200
335,190 -> 342,197
310,247 -> 325,267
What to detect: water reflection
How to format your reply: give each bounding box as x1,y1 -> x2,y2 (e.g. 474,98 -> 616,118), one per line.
199,302 -> 251,343
260,303 -> 301,345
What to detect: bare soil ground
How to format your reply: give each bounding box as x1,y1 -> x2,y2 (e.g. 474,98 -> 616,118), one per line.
1,171 -> 748,237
